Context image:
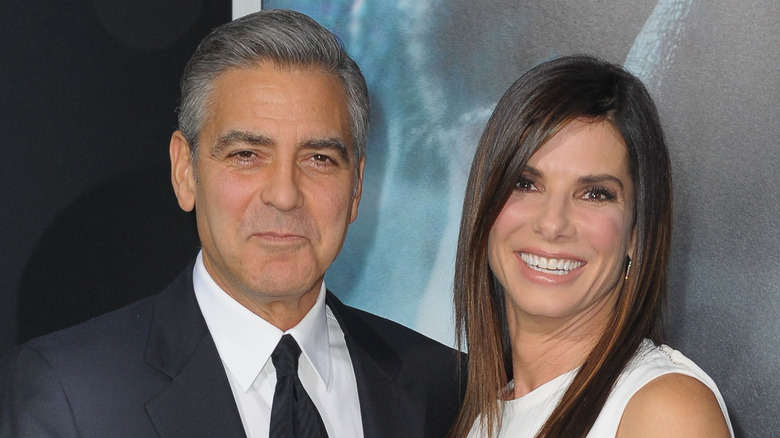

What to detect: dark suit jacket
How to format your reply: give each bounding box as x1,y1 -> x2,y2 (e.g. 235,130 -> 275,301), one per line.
0,265 -> 465,437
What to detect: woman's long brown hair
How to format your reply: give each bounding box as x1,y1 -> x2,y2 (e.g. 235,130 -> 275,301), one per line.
450,55 -> 672,438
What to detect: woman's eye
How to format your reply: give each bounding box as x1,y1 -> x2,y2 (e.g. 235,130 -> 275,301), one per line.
583,186 -> 616,201
515,176 -> 537,191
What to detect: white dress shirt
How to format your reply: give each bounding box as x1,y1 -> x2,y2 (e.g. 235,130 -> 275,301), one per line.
192,251 -> 364,438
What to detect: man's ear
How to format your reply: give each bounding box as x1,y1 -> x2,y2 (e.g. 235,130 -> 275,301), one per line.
170,130 -> 196,212
349,157 -> 365,224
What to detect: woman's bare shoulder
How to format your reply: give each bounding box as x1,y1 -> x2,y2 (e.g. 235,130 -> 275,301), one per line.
616,373 -> 730,438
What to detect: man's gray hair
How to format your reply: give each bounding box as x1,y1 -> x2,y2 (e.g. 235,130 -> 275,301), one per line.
178,9 -> 370,165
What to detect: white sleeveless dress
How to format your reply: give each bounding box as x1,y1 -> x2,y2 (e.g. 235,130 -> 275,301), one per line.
467,340 -> 734,437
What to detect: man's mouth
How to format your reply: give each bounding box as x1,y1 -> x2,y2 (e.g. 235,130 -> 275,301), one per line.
519,252 -> 583,276
252,231 -> 306,242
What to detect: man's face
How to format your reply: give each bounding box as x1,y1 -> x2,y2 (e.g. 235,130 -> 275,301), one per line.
170,64 -> 363,318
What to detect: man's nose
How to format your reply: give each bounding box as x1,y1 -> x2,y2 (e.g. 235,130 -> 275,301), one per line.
259,161 -> 304,211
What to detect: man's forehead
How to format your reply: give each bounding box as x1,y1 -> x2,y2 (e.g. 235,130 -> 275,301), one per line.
214,61 -> 341,93
198,64 -> 353,147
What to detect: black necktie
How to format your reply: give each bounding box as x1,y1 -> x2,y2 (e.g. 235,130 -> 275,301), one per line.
269,334 -> 329,438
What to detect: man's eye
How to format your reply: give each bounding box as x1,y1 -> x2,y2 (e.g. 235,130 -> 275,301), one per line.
225,150 -> 259,163
309,154 -> 338,166
233,151 -> 256,159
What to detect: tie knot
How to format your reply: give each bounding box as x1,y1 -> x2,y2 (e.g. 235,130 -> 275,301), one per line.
272,334 -> 301,378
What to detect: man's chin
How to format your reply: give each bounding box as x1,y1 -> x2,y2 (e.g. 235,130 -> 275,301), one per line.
240,271 -> 323,300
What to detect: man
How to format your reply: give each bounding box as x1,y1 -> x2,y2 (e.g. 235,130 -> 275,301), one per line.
0,10 -> 464,438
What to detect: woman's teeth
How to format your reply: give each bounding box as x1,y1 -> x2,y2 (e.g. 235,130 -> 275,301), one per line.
520,253 -> 583,276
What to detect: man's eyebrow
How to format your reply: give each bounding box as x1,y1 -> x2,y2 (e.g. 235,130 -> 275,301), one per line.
211,131 -> 351,163
211,131 -> 274,156
302,138 -> 351,163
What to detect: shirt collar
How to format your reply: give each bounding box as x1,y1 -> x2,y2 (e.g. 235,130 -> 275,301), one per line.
192,251 -> 331,392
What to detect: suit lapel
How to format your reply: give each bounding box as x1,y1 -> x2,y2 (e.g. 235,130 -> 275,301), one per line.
139,273 -> 428,437
326,292 -> 426,438
143,266 -> 246,438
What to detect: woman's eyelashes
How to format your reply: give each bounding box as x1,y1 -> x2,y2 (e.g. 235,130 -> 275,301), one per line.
515,174 -> 538,192
581,185 -> 617,202
514,175 -> 619,203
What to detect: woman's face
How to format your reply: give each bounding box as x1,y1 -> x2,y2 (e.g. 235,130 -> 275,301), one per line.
488,119 -> 635,331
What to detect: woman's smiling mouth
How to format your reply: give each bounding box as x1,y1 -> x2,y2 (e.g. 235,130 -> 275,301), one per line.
519,252 -> 584,276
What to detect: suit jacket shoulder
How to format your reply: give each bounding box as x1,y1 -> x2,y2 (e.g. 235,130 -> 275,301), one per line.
0,266 -> 245,438
1,292 -> 158,436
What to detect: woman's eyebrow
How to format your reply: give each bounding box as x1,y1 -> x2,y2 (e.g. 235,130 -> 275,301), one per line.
522,166 -> 542,177
577,174 -> 625,190
523,165 -> 626,189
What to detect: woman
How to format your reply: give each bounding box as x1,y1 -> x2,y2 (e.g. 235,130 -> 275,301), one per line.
450,55 -> 733,437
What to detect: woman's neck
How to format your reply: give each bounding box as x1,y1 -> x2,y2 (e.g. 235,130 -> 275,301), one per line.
508,329 -> 595,398
506,296 -> 615,399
